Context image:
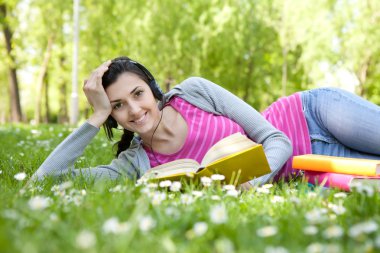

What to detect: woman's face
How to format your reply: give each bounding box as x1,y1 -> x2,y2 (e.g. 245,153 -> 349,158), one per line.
105,72 -> 160,136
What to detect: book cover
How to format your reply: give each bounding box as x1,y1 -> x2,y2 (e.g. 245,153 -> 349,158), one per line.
140,133 -> 271,185
304,171 -> 380,191
292,154 -> 380,176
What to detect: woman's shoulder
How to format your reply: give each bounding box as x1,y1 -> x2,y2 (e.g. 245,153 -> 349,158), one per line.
179,76 -> 214,88
169,77 -> 219,96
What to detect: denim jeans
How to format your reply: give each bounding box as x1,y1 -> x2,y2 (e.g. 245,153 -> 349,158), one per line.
300,87 -> 380,159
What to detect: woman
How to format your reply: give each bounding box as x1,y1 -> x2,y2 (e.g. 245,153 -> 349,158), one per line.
31,56 -> 380,186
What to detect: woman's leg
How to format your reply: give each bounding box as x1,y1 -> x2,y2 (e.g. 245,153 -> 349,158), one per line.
301,87 -> 380,159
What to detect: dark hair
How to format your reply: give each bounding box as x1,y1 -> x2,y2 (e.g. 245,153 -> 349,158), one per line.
101,56 -> 151,157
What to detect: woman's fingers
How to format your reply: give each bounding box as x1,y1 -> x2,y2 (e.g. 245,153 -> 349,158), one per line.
94,60 -> 112,79
84,60 -> 111,90
82,60 -> 114,116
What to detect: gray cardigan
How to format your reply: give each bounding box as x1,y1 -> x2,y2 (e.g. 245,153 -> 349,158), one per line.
31,77 -> 292,185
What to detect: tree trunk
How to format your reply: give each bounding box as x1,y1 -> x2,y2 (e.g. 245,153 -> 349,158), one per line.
1,4 -> 22,122
282,46 -> 288,97
356,59 -> 370,98
242,53 -> 254,101
44,71 -> 50,123
58,56 -> 68,124
34,34 -> 55,124
281,0 -> 288,97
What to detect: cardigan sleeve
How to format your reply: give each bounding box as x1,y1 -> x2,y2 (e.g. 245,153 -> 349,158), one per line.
174,77 -> 293,185
30,122 -> 139,182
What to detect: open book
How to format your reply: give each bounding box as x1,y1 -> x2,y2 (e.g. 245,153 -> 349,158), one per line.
140,133 -> 271,185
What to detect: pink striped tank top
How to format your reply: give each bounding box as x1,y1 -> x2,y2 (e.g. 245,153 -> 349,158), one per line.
262,92 -> 311,180
144,97 -> 246,167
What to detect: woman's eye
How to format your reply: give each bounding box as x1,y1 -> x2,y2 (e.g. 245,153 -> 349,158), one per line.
135,90 -> 144,97
113,103 -> 123,110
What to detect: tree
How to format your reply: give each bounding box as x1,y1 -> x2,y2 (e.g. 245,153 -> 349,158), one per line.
333,0 -> 380,101
0,2 -> 22,122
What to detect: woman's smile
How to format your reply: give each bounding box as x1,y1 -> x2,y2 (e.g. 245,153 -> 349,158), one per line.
131,112 -> 148,125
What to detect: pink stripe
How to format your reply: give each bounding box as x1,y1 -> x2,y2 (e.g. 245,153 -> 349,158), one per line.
186,109 -> 205,159
193,114 -> 213,160
284,97 -> 299,151
278,99 -> 293,141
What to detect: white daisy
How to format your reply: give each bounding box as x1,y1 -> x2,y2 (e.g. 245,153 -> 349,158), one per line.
28,196 -> 51,210
328,203 -> 346,215
225,189 -> 239,198
102,217 -> 130,234
256,226 -> 278,237
323,225 -> 344,239
14,172 -> 27,181
151,191 -> 167,206
159,180 -> 172,188
76,230 -> 96,249
256,187 -> 270,194
201,176 -> 212,187
333,192 -> 347,198
211,174 -> 225,181
303,225 -> 318,235
191,190 -> 204,198
349,220 -> 378,238
305,208 -> 328,224
193,222 -> 208,236
139,215 -> 156,232
169,181 -> 182,192
210,195 -> 221,201
209,205 -> 228,224
180,194 -> 194,205
271,195 -> 285,203
222,184 -> 236,191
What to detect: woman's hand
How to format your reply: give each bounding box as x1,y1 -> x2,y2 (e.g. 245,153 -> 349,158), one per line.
83,60 -> 113,128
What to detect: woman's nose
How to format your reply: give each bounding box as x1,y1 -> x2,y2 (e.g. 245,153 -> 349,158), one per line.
127,102 -> 140,114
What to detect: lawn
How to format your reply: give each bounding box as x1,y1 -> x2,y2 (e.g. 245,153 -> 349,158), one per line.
0,124 -> 379,253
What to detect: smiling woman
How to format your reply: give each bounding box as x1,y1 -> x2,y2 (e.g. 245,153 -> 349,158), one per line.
30,56 -> 380,186
106,73 -> 161,137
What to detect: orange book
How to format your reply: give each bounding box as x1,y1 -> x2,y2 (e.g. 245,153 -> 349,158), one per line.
292,154 -> 380,176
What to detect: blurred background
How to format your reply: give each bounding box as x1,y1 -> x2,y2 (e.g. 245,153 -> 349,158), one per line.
1,0 -> 379,125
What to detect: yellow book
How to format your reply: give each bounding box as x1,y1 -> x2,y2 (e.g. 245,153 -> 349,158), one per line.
292,154 -> 380,176
140,133 -> 271,185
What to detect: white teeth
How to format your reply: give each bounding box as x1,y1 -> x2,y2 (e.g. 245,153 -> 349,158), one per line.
134,113 -> 146,123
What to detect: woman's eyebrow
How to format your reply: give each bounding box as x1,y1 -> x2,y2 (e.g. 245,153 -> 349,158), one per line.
110,86 -> 141,103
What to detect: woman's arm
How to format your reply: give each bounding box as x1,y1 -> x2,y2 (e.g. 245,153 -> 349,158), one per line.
170,77 -> 293,185
30,122 -> 139,181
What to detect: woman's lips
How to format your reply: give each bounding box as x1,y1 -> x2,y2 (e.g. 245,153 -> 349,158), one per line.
132,112 -> 147,125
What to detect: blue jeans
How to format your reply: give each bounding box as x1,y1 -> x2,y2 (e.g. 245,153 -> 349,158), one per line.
300,87 -> 380,159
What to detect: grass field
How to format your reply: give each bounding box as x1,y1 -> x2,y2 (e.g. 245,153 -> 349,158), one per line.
0,124 -> 379,253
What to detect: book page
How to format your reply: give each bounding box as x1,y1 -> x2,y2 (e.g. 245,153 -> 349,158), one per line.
141,159 -> 200,180
201,133 -> 257,166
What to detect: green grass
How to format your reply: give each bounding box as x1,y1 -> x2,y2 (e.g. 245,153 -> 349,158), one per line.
0,124 -> 379,253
